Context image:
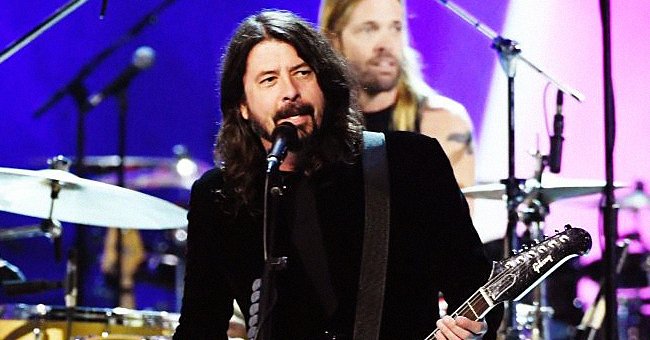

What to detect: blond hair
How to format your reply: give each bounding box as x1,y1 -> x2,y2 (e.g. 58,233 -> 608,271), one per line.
319,0 -> 438,131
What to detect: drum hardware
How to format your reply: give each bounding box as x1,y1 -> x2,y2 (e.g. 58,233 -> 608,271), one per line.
463,151 -> 626,338
0,164 -> 188,309
0,258 -> 26,284
575,240 -> 631,340
0,303 -> 179,339
433,0 -> 585,336
62,146 -> 206,309
29,0 -> 176,306
0,156 -> 71,259
0,218 -> 62,242
514,150 -> 554,340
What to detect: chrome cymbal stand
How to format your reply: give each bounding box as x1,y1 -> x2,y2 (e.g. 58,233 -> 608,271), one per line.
514,150 -> 560,339
0,156 -> 69,261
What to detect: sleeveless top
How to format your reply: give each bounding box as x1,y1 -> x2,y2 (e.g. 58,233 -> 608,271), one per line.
363,100 -> 423,133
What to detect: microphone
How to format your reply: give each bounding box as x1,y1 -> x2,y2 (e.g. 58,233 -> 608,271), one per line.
87,46 -> 155,107
64,249 -> 78,308
266,123 -> 298,173
549,90 -> 565,173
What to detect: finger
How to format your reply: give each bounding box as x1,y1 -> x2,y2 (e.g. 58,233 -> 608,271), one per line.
455,316 -> 488,336
435,317 -> 457,339
437,315 -> 472,339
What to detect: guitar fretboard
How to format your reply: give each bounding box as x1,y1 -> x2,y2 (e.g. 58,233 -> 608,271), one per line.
424,290 -> 491,340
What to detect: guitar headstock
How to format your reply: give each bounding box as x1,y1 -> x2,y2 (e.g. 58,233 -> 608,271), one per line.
484,225 -> 592,304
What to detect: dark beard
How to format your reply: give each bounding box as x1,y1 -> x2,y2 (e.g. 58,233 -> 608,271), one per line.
249,102 -> 318,153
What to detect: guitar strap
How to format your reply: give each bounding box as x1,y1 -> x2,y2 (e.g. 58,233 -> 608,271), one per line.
353,131 -> 390,340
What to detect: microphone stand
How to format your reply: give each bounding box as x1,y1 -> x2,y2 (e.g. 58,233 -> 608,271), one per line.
432,1 -> 585,337
114,90 -> 128,307
30,0 -> 176,307
599,1 -> 618,338
255,163 -> 288,340
0,0 -> 90,65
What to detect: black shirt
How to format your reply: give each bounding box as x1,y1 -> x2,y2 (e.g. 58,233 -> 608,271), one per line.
364,105 -> 395,133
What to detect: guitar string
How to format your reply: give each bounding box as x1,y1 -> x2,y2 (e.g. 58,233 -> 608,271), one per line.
425,231 -> 576,339
425,262 -> 527,339
426,255 -> 527,339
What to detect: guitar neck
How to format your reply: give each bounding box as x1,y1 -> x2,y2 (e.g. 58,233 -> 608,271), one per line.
424,290 -> 493,340
422,227 -> 592,340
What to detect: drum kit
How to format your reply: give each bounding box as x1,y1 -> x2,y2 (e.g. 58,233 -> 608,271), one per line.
0,153 -> 210,340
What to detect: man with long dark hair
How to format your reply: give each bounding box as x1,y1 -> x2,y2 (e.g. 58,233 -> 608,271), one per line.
174,10 -> 498,339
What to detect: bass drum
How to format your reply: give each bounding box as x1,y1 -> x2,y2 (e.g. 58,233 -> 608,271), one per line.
0,304 -> 178,340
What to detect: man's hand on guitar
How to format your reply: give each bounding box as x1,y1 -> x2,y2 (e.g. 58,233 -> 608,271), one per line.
435,315 -> 487,339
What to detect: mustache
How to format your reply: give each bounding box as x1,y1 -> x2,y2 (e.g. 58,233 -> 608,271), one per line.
273,102 -> 315,123
367,50 -> 399,65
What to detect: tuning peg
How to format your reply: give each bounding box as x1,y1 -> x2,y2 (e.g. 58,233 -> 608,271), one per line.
564,224 -> 572,230
554,229 -> 560,234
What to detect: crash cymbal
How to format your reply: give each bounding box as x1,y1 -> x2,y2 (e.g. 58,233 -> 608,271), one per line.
65,155 -> 196,175
0,167 -> 187,229
67,145 -> 210,176
462,175 -> 626,203
82,155 -> 173,171
94,157 -> 211,191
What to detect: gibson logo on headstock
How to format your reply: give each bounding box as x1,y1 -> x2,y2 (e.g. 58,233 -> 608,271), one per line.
504,234 -> 570,270
533,255 -> 553,273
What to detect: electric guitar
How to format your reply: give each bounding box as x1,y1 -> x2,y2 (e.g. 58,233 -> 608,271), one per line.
424,225 -> 592,339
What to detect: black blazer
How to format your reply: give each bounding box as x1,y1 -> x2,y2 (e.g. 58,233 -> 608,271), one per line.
174,131 -> 501,339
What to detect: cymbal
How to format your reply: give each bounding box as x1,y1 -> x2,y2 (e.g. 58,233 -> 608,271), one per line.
0,167 -> 187,229
462,176 -> 626,203
93,157 -> 211,191
71,155 -> 201,174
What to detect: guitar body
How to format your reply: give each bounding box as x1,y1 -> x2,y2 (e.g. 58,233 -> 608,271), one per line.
425,225 -> 592,339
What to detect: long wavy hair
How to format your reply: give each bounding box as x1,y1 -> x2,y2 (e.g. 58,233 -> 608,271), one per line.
216,10 -> 364,214
319,0 -> 438,131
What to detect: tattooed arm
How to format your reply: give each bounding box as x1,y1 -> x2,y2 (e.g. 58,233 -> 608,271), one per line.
418,104 -> 476,190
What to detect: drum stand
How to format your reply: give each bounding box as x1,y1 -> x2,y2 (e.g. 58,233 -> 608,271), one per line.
510,151 -> 557,339
517,196 -> 554,339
